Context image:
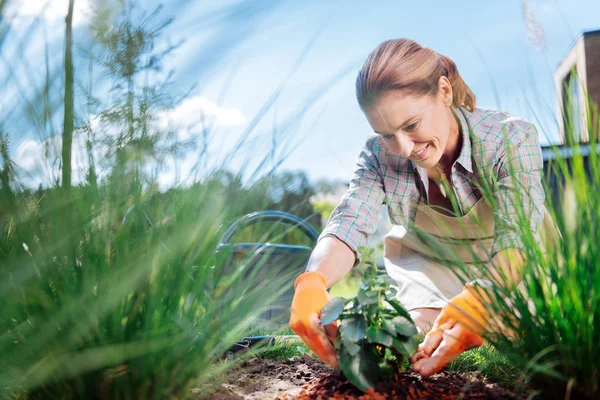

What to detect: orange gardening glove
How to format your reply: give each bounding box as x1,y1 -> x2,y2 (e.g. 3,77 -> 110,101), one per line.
289,271 -> 339,368
435,282 -> 491,335
411,283 -> 490,377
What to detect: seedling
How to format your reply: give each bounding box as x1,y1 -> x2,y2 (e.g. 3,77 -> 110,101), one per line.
321,251 -> 418,392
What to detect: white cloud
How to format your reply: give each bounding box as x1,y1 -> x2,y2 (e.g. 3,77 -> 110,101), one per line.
157,95 -> 247,138
14,139 -> 49,172
13,133 -> 92,187
6,0 -> 92,27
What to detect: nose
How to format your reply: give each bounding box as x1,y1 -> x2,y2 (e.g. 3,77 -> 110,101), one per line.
394,134 -> 414,158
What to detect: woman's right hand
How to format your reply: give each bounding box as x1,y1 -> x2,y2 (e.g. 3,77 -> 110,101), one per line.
289,271 -> 339,368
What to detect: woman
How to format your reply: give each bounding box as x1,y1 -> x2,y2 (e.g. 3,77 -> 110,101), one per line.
289,38 -> 555,378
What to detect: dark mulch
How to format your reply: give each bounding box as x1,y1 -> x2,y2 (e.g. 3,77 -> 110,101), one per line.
196,355 -> 529,400
281,369 -> 527,399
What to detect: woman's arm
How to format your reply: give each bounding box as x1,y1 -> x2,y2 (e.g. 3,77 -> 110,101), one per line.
305,236 -> 356,288
310,134 -> 387,282
489,247 -> 526,289
490,122 -> 545,288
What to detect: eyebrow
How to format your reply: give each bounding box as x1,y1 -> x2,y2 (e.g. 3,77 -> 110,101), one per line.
374,115 -> 419,135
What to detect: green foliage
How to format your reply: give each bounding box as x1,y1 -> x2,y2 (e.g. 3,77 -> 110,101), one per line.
0,1 -> 325,399
82,0 -> 190,199
482,96 -> 600,399
0,169 -> 302,397
229,170 -> 321,246
0,164 -> 319,400
321,262 -> 417,392
311,198 -> 336,221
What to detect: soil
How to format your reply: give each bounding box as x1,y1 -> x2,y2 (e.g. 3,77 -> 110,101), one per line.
192,355 -> 335,400
194,355 -> 529,400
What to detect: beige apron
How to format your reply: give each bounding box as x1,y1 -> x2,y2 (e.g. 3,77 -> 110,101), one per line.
383,197 -> 557,311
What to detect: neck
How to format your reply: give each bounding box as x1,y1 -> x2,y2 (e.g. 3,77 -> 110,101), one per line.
438,109 -> 462,170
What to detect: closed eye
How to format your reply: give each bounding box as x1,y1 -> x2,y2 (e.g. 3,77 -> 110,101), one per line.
405,121 -> 420,132
382,134 -> 395,140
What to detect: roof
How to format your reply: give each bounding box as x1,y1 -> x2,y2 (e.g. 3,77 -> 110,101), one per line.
541,142 -> 600,161
558,27 -> 600,69
582,28 -> 600,37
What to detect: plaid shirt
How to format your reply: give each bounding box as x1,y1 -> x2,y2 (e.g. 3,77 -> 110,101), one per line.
319,106 -> 545,264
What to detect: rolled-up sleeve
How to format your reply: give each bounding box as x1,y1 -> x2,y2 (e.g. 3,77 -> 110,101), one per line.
318,137 -> 385,265
491,123 -> 546,258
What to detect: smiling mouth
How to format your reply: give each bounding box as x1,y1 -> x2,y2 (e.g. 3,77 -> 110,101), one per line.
411,144 -> 428,157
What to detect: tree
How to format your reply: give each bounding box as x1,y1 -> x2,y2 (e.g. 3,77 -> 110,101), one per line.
85,0 -> 186,195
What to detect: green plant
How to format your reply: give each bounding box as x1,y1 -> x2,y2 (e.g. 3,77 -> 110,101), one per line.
329,245 -> 381,298
0,1 -> 339,398
475,89 -> 599,399
320,261 -> 418,392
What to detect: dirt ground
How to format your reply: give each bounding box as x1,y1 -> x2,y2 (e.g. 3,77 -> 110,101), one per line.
193,355 -> 529,399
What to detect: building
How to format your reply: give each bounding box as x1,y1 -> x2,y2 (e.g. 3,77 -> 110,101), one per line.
554,28 -> 600,144
544,28 -> 600,205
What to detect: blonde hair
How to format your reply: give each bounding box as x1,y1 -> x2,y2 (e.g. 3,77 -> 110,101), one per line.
356,38 -> 476,112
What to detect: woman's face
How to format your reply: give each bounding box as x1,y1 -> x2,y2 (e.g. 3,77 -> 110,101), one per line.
363,76 -> 458,170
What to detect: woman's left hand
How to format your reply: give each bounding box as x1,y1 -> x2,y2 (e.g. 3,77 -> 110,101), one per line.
410,284 -> 489,377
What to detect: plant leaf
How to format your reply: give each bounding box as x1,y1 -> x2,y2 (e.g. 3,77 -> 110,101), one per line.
381,318 -> 396,335
366,326 -> 393,347
385,287 -> 398,299
376,274 -> 395,287
342,335 -> 361,356
338,343 -> 380,392
357,288 -> 378,305
392,336 -> 418,357
321,297 -> 345,325
392,316 -> 418,337
340,314 -> 367,342
363,303 -> 379,317
357,288 -> 379,306
387,299 -> 413,321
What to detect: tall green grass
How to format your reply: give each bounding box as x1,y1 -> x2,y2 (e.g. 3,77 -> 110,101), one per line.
0,1 -> 334,399
0,171 -> 297,399
488,93 -> 600,400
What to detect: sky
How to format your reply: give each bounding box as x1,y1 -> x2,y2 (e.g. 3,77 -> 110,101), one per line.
1,0 -> 600,188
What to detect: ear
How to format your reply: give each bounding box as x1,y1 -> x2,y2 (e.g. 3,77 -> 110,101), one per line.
438,75 -> 453,106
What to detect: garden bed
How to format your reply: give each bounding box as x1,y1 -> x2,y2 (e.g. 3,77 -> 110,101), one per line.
196,355 -> 529,399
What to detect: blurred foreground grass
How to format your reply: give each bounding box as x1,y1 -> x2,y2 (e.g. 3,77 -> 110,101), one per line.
0,0 -> 334,398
